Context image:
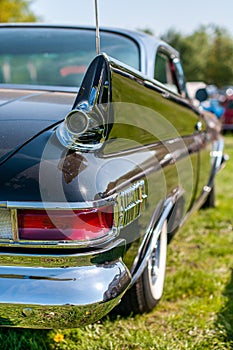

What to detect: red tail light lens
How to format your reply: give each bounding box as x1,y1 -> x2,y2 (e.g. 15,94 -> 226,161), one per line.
17,206 -> 113,242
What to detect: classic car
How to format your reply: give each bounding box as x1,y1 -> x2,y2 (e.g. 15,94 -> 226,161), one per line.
0,24 -> 225,329
221,95 -> 233,132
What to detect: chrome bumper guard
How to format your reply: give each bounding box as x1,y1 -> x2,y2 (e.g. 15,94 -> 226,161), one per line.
0,239 -> 131,329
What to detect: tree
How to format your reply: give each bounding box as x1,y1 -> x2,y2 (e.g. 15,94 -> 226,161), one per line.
161,25 -> 233,87
205,26 -> 233,86
0,0 -> 39,22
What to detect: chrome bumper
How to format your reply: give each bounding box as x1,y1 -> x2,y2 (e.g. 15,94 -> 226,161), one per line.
0,240 -> 131,328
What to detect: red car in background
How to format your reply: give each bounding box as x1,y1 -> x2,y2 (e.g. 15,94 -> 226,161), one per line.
222,96 -> 233,133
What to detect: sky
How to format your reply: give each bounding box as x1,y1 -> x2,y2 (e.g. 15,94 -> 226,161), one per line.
31,0 -> 233,37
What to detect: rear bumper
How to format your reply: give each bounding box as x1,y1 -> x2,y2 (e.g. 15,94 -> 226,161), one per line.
0,240 -> 131,328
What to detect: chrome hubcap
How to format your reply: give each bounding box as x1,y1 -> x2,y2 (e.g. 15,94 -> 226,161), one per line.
150,239 -> 160,285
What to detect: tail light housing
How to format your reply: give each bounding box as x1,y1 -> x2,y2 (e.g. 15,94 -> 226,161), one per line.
17,206 -> 113,243
56,55 -> 111,151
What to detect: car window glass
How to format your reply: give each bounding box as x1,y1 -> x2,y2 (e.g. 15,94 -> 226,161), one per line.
0,28 -> 140,87
154,51 -> 179,94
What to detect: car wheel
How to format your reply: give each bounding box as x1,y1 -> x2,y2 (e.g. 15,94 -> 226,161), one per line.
115,220 -> 167,315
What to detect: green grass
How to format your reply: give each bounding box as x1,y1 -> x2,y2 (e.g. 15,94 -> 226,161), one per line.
1,136 -> 233,349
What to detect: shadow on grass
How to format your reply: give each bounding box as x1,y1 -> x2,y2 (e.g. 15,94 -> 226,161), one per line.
216,268 -> 233,343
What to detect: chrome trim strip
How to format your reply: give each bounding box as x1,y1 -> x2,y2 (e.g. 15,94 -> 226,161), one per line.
0,228 -> 118,249
0,195 -> 117,210
0,239 -> 126,267
211,137 -> 225,173
130,191 -> 179,285
0,208 -> 13,241
11,209 -> 18,241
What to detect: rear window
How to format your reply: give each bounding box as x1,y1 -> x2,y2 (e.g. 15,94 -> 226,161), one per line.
0,27 -> 140,87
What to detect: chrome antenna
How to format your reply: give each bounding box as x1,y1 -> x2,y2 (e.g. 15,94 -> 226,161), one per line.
94,0 -> 100,55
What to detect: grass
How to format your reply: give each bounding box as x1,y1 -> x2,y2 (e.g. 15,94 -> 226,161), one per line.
1,135 -> 233,349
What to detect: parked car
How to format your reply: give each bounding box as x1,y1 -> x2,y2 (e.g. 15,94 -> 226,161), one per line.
0,24 -> 225,329
221,96 -> 233,132
195,84 -> 224,119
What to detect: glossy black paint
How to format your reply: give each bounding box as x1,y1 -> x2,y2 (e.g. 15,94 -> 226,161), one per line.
0,55 -> 217,209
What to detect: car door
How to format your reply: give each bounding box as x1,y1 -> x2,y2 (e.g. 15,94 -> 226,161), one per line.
153,47 -> 213,208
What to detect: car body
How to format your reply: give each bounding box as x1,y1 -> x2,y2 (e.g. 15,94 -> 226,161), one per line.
0,24 -> 225,329
221,95 -> 233,132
